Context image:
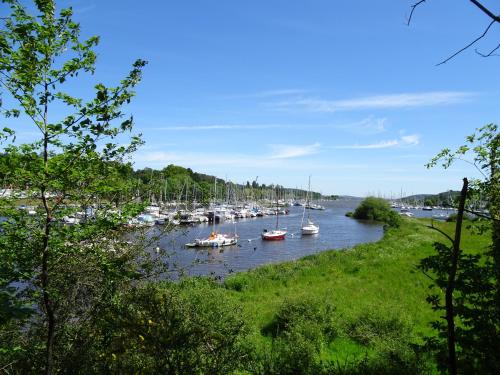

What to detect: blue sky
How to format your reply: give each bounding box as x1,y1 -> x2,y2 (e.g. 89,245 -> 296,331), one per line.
7,1 -> 500,196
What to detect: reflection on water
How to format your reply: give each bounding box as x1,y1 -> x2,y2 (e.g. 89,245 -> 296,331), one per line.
153,198 -> 384,278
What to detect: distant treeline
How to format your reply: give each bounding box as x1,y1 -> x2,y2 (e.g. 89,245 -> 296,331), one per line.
400,190 -> 461,207
0,152 -> 335,204
133,164 -> 335,204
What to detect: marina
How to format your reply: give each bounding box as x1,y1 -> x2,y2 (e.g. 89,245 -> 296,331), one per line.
150,198 -> 384,278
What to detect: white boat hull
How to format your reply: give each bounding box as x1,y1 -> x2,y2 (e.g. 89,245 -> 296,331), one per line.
186,233 -> 238,248
301,224 -> 319,235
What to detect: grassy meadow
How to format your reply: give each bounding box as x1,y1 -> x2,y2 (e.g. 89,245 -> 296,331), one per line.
220,217 -> 492,372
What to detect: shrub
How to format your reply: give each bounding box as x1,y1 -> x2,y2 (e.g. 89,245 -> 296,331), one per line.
257,297 -> 337,374
263,297 -> 336,341
347,310 -> 412,347
89,278 -> 249,374
353,197 -> 401,227
224,274 -> 250,291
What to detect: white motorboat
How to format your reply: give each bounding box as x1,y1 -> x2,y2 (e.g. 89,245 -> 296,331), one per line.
185,232 -> 238,248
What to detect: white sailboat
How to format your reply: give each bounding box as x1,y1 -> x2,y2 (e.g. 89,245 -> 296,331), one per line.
301,176 -> 319,235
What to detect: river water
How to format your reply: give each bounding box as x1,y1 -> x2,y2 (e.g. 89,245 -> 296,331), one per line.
153,198 -> 385,278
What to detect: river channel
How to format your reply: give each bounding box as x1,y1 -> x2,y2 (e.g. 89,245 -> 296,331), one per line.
152,198 -> 385,278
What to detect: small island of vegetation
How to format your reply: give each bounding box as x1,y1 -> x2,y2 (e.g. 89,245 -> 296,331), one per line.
346,197 -> 401,227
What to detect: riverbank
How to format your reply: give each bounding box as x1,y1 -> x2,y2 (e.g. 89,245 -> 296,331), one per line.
26,217 -> 489,373
221,217 -> 491,371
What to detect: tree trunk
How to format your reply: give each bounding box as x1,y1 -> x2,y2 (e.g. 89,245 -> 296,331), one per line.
41,203 -> 55,375
446,177 -> 468,375
42,81 -> 55,375
490,135 -> 500,317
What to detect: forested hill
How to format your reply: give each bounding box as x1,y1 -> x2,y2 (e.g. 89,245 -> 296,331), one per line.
400,190 -> 460,207
133,164 -> 336,203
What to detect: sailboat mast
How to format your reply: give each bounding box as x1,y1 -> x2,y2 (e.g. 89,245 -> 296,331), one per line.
275,189 -> 279,230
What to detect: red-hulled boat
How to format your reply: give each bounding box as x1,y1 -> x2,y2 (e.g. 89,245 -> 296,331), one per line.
262,193 -> 287,240
261,229 -> 287,241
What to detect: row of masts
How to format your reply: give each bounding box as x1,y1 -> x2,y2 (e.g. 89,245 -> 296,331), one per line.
140,177 -> 326,207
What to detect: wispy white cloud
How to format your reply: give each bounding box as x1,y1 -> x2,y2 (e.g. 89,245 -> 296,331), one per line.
269,91 -> 476,112
255,89 -> 308,98
149,118 -> 389,133
269,142 -> 321,158
333,116 -> 388,134
334,140 -> 399,150
400,134 -> 420,146
150,124 -> 289,131
219,89 -> 308,100
133,151 -> 306,170
134,151 -> 179,162
333,134 -> 420,149
73,4 -> 97,14
133,143 -> 322,170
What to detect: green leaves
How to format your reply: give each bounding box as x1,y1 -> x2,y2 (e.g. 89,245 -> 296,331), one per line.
0,2 -> 149,373
0,126 -> 16,143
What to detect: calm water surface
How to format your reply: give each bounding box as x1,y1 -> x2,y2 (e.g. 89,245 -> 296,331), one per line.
154,198 -> 384,278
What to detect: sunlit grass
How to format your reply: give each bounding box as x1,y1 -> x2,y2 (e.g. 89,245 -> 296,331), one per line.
223,217 -> 492,363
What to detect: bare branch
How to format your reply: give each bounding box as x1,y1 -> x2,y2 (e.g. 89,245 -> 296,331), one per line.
427,223 -> 454,245
455,157 -> 488,179
469,0 -> 500,22
476,43 -> 500,57
436,19 -> 496,65
464,208 -> 498,221
421,268 -> 437,282
407,0 -> 427,26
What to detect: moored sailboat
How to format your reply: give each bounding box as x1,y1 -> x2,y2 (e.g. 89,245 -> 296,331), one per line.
301,176 -> 320,235
262,191 -> 287,241
261,228 -> 287,240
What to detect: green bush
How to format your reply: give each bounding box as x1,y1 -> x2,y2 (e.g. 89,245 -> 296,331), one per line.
224,273 -> 250,291
263,297 -> 336,340
89,278 -> 249,374
260,328 -> 324,375
256,297 -> 337,374
346,310 -> 412,347
353,197 -> 401,227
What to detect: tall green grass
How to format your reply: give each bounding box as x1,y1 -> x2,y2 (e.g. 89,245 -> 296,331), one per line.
223,218 -> 491,370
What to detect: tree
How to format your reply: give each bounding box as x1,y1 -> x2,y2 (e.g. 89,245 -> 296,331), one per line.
427,124 -> 499,312
0,1 -> 151,373
422,124 -> 499,374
